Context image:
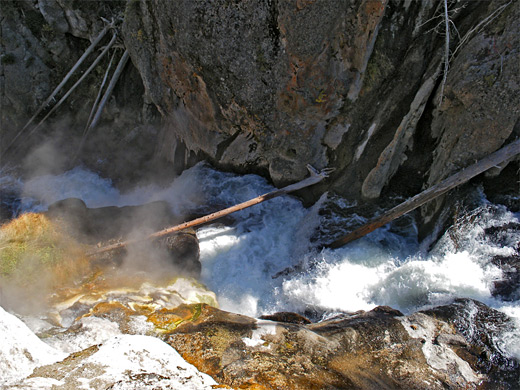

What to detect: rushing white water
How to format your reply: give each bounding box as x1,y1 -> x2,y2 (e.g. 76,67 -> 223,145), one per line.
2,163 -> 520,372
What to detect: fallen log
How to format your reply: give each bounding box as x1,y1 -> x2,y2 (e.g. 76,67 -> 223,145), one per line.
327,139 -> 520,249
88,165 -> 333,256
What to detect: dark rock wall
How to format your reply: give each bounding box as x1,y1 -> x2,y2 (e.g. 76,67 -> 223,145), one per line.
2,0 -> 519,229
121,0 -> 519,205
1,0 -> 159,183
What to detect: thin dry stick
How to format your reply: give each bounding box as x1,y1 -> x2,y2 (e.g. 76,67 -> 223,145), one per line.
29,33 -> 118,137
439,0 -> 450,105
327,139 -> 520,249
451,0 -> 512,59
84,50 -> 117,133
74,50 -> 117,159
88,165 -> 334,256
88,50 -> 130,130
4,24 -> 111,153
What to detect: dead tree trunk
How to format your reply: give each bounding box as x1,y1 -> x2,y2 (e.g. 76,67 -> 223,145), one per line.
88,165 -> 333,256
327,139 -> 520,249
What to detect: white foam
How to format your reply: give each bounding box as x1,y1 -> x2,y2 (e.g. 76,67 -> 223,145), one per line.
85,334 -> 217,389
242,320 -> 278,348
21,167 -> 120,210
0,305 -> 66,387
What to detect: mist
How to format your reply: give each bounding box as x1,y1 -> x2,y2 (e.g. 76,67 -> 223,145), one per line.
1,154 -> 210,316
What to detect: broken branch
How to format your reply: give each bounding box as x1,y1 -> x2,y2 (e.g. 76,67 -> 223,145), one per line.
88,165 -> 332,256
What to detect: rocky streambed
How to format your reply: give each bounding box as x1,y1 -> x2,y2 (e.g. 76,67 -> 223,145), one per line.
3,281 -> 519,389
1,1 -> 519,383
1,171 -> 520,389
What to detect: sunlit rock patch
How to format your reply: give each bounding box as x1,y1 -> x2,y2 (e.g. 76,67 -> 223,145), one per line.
157,302 -> 518,390
0,212 -> 92,314
0,210 -> 217,336
10,335 -> 219,390
0,211 -> 215,317
0,212 -> 89,281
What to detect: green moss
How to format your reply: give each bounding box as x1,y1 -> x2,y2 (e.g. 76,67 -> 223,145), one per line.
0,234 -> 61,277
0,242 -> 26,274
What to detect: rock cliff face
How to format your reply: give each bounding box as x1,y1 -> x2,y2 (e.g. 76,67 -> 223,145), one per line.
2,0 -> 519,229
121,0 -> 519,204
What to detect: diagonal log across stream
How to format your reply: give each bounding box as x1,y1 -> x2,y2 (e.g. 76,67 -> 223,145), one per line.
89,139 -> 519,257
328,139 -> 520,249
88,165 -> 333,256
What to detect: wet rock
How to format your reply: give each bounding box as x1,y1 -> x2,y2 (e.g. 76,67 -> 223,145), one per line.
422,298 -> 520,389
160,230 -> 201,278
491,248 -> 520,301
259,311 -> 311,325
482,222 -> 520,301
152,301 -> 518,390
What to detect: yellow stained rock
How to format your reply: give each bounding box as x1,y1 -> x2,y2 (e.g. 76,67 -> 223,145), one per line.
0,212 -> 90,286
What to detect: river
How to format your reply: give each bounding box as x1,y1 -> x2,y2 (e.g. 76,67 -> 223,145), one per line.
1,162 -> 519,388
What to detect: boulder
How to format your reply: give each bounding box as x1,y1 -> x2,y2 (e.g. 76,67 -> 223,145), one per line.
160,230 -> 201,278
148,300 -> 519,390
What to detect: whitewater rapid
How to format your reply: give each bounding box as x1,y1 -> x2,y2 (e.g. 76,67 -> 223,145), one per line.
2,163 -> 520,363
